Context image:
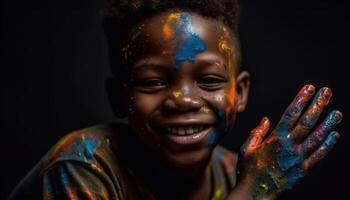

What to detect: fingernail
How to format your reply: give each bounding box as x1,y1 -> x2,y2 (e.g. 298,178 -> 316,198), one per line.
332,110 -> 343,123
305,84 -> 315,94
320,87 -> 332,98
324,131 -> 339,150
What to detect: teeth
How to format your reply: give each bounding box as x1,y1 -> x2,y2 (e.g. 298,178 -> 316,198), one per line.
186,127 -> 194,134
166,126 -> 208,135
178,127 -> 185,135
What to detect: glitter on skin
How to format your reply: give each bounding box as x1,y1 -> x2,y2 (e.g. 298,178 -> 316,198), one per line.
162,12 -> 206,69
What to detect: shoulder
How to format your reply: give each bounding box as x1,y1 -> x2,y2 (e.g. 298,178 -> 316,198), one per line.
42,123 -> 121,171
9,123 -> 127,200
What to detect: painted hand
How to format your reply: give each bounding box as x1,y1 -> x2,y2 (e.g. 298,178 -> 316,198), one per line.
239,85 -> 342,200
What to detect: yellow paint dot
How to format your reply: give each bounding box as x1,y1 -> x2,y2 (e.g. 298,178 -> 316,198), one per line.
259,183 -> 268,192
172,91 -> 182,98
213,186 -> 223,200
201,106 -> 210,113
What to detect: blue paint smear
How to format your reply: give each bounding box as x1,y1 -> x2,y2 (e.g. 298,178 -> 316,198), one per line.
324,131 -> 337,151
277,140 -> 304,171
175,35 -> 206,68
62,135 -> 101,163
277,140 -> 305,189
285,167 -> 304,189
206,130 -> 219,147
84,137 -> 100,160
217,109 -> 225,120
279,96 -> 303,130
174,12 -> 206,69
277,129 -> 289,138
323,111 -> 338,129
59,170 -> 70,187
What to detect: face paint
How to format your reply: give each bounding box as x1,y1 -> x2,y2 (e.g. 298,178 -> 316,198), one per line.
172,90 -> 182,98
125,10 -> 243,167
163,12 -> 206,69
200,106 -> 210,113
206,130 -> 220,147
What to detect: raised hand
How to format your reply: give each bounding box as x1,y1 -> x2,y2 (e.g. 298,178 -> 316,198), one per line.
238,85 -> 342,200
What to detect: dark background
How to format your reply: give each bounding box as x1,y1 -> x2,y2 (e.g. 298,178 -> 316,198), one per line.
2,0 -> 349,199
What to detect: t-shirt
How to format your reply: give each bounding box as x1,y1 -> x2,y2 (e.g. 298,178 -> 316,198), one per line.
9,123 -> 238,200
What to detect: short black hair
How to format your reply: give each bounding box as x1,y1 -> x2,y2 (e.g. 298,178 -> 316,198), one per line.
103,0 -> 241,79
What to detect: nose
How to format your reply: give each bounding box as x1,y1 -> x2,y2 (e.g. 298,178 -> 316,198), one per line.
163,82 -> 203,114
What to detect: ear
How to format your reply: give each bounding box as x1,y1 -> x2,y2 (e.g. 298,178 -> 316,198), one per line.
235,71 -> 250,112
106,77 -> 128,118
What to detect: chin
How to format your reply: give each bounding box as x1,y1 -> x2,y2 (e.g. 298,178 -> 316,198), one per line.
160,146 -> 213,169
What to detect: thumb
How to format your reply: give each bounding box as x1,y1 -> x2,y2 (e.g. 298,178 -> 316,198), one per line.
241,117 -> 270,154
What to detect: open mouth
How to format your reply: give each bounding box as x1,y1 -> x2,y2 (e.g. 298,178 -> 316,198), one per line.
154,124 -> 213,145
165,125 -> 210,136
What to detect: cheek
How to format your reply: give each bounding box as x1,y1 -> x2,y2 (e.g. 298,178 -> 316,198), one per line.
128,92 -> 163,120
209,81 -> 237,115
207,81 -> 237,127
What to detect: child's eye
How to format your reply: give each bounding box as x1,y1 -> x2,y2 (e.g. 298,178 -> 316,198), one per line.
136,78 -> 168,91
197,75 -> 227,90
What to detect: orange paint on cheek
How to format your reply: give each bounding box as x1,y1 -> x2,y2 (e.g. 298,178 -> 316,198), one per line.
225,81 -> 237,113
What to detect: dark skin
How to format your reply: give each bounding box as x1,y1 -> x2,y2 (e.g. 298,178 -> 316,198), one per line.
110,10 -> 342,200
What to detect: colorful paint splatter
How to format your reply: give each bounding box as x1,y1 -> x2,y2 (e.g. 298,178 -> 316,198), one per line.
240,85 -> 342,199
163,12 -> 206,69
9,124 -> 239,200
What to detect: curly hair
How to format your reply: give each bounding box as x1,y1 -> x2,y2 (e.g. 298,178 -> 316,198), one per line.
103,0 -> 241,78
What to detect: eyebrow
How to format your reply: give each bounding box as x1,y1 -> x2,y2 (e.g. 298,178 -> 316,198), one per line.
196,59 -> 226,70
133,58 -> 173,73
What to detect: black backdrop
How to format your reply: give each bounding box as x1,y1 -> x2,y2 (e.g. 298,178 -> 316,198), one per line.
2,0 -> 349,199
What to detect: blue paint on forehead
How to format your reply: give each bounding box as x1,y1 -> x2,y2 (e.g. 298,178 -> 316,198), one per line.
173,12 -> 206,69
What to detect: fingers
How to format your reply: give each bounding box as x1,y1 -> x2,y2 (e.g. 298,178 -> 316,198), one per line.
241,117 -> 270,154
276,85 -> 315,135
302,131 -> 340,171
289,87 -> 332,142
300,110 -> 342,154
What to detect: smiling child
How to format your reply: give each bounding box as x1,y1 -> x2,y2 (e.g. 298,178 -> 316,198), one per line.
9,1 -> 342,200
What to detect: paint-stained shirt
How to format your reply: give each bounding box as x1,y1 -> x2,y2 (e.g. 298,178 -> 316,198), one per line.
9,123 -> 238,200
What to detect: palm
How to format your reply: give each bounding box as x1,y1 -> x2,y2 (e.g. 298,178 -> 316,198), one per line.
240,85 -> 342,199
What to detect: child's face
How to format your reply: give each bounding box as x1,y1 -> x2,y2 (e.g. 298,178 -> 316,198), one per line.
121,11 -> 249,167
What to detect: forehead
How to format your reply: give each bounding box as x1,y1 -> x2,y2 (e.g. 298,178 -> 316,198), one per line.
132,12 -> 228,46
123,10 -> 238,71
